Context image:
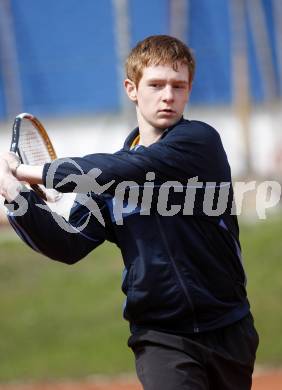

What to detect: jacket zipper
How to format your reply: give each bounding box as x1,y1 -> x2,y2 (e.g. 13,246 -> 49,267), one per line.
156,215 -> 199,333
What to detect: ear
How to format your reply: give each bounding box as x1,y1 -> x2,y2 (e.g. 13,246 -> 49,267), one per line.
124,79 -> 137,102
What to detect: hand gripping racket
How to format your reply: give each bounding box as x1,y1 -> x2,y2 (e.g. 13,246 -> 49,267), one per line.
10,113 -> 61,202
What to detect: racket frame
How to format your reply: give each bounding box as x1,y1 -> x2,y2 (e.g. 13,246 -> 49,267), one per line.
10,113 -> 57,201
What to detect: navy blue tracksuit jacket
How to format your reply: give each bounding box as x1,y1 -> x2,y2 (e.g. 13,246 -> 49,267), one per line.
7,118 -> 250,335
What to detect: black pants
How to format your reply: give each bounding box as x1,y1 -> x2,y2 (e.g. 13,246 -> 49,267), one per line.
128,313 -> 259,390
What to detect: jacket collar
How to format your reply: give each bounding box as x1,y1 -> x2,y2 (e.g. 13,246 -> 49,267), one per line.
123,116 -> 185,150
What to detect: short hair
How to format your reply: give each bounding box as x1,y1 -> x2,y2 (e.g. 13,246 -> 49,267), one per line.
125,35 -> 195,87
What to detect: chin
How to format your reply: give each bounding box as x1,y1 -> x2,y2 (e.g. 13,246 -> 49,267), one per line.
155,117 -> 180,129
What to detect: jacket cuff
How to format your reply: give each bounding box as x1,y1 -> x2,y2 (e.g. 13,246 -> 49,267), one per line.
42,163 -> 51,187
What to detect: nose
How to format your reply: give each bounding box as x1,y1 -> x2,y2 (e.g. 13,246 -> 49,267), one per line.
162,85 -> 174,102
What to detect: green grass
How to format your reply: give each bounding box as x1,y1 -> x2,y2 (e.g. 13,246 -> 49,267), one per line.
240,214 -> 282,366
0,232 -> 134,381
0,214 -> 282,381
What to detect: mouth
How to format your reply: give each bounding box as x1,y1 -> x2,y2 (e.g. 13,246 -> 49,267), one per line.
158,109 -> 176,114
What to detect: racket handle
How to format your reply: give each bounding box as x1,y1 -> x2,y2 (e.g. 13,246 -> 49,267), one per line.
30,184 -> 47,201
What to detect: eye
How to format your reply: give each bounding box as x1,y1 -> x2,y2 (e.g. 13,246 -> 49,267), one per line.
149,83 -> 161,88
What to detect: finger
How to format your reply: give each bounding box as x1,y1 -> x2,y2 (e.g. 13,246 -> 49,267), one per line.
1,178 -> 22,202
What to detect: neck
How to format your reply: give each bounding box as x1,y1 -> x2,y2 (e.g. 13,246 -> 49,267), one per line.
136,110 -> 164,147
139,127 -> 164,147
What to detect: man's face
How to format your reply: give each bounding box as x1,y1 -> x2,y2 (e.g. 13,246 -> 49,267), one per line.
125,62 -> 191,130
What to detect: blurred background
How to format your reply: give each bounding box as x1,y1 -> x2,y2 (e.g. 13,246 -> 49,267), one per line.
0,0 -> 281,387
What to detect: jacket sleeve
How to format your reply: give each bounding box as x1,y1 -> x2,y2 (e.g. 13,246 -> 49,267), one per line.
5,189 -> 113,264
42,121 -> 231,195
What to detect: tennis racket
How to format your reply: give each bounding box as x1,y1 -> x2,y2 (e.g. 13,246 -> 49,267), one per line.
10,112 -> 61,202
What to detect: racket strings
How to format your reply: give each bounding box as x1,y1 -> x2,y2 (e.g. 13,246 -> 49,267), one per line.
18,120 -> 53,165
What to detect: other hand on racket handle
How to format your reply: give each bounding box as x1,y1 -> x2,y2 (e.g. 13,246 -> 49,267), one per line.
0,158 -> 23,202
0,152 -> 43,184
0,152 -> 21,175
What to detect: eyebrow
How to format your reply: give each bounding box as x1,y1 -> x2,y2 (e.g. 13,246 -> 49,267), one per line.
147,78 -> 189,85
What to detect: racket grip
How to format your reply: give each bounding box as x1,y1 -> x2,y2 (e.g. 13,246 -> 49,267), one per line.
30,184 -> 47,201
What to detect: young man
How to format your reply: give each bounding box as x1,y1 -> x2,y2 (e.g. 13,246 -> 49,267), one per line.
0,35 -> 258,389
